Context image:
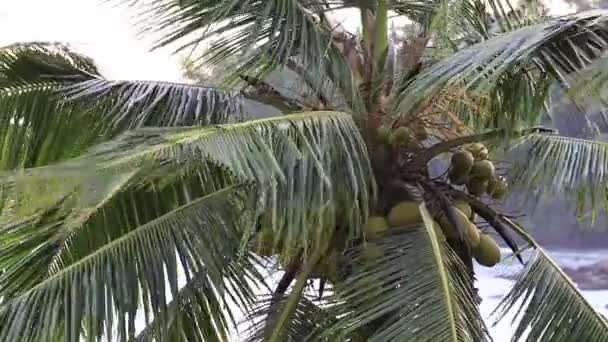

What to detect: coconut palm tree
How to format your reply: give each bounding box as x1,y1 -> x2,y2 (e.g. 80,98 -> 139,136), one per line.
2,0 -> 608,341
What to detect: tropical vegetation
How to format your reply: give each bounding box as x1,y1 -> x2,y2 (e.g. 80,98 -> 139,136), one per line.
1,0 -> 608,341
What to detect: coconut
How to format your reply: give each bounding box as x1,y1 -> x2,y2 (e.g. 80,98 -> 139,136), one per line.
451,150 -> 474,173
467,177 -> 488,196
414,124 -> 429,140
473,234 -> 501,267
254,227 -> 275,257
471,160 -> 495,180
465,221 -> 481,247
376,126 -> 392,144
437,208 -> 479,245
491,178 -> 508,200
362,243 -> 384,264
311,251 -> 338,281
363,216 -> 389,238
387,201 -> 422,227
388,127 -> 412,146
486,176 -> 498,195
449,170 -> 468,185
466,142 -> 489,160
453,199 -> 473,219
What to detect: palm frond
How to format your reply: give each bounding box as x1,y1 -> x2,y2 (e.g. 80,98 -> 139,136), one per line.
0,41 -> 100,83
120,0 -> 338,71
506,133 -> 608,224
134,266 -> 249,342
0,185 -> 264,342
244,290 -> 336,341
1,111 -> 374,266
396,10 -> 608,130
493,219 -> 608,342
64,79 -> 244,128
0,42 -> 245,169
322,203 -> 488,342
569,52 -> 608,106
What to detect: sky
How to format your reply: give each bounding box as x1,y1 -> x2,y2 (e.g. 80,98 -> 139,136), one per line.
0,0 -> 580,83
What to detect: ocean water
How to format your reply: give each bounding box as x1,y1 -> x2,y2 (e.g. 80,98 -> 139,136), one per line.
477,249 -> 608,341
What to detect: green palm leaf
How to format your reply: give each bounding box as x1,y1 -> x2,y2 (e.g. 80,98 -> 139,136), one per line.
396,10 -> 608,129
244,292 -> 336,341
0,185 -> 263,342
506,133 -> 608,224
569,52 -> 608,105
322,203 -> 488,342
121,0 -> 339,71
0,41 -> 100,83
0,42 -> 245,170
134,267 -> 250,342
28,111 -> 372,250
493,219 -> 608,342
0,111 -> 373,341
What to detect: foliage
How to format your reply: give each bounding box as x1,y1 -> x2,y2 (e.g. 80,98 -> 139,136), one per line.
1,1 -> 608,341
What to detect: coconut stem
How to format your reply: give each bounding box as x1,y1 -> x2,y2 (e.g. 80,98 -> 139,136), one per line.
408,127 -> 556,169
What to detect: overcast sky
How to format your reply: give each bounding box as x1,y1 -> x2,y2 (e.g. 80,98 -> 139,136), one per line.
0,0 -> 578,82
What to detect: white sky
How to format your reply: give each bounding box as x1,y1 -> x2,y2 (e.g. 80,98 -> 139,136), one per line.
0,0 -> 579,83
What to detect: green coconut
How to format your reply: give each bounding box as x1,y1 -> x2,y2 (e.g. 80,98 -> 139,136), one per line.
467,177 -> 488,196
362,243 -> 384,264
254,227 -> 275,257
311,251 -> 339,281
414,124 -> 429,141
451,150 -> 474,174
363,216 -> 389,238
453,199 -> 473,219
471,160 -> 495,180
449,170 -> 468,185
388,127 -> 412,146
376,126 -> 392,144
491,178 -> 508,200
387,201 -> 422,227
486,176 -> 498,195
465,221 -> 481,247
473,234 -> 501,267
466,142 -> 489,160
438,208 -> 475,242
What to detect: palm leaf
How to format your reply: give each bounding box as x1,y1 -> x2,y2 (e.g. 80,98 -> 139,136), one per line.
322,203 -> 488,342
396,10 -> 608,130
506,133 -> 608,224
244,290 -> 337,341
0,42 -> 245,170
1,111 -> 374,277
120,0 -> 338,71
0,41 -> 100,83
569,52 -> 608,105
134,267 -> 251,342
0,185 -> 264,342
493,219 -> 608,342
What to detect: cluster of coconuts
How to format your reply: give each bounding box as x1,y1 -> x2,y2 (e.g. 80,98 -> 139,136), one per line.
375,123 -> 429,148
363,199 -> 501,268
449,143 -> 507,200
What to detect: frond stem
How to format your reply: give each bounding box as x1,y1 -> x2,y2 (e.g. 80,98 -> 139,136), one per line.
409,127 -> 556,168
267,247 -> 325,342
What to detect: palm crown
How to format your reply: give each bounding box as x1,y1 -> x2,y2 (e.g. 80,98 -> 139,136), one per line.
2,1 -> 608,341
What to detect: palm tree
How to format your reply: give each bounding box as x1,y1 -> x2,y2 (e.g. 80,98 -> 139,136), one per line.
2,0 -> 608,341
